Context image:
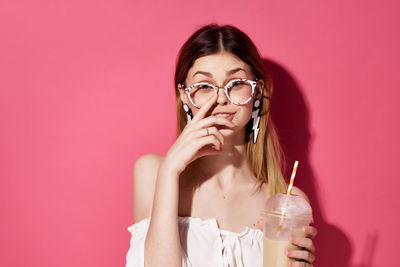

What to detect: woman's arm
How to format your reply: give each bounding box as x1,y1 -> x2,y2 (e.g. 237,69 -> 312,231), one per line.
134,94 -> 234,267
133,154 -> 183,266
144,160 -> 182,267
132,154 -> 161,224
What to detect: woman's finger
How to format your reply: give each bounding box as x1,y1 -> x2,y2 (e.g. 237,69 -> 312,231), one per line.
289,235 -> 315,254
190,126 -> 225,148
194,135 -> 222,152
190,93 -> 218,122
196,144 -> 224,158
205,127 -> 224,147
195,115 -> 235,130
303,226 -> 318,239
286,248 -> 315,263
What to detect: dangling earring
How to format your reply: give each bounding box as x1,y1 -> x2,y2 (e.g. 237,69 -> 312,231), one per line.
251,99 -> 261,144
183,103 -> 193,123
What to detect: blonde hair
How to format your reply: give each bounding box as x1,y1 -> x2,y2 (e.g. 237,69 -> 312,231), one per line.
174,24 -> 288,196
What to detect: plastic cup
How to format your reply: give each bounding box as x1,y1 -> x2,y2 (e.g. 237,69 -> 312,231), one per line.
263,193 -> 313,267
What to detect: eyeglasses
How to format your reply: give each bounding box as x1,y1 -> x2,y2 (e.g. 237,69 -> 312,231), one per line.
182,78 -> 258,108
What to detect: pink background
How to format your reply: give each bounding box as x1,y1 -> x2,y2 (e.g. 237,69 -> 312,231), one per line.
1,0 -> 399,266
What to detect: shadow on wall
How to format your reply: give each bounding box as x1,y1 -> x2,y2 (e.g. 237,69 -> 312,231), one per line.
263,58 -> 358,267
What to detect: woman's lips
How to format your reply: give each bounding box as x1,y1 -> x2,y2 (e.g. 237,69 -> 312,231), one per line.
213,113 -> 235,121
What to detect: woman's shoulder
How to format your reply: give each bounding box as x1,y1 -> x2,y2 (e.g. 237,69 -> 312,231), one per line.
134,153 -> 164,168
133,153 -> 164,183
133,153 -> 164,186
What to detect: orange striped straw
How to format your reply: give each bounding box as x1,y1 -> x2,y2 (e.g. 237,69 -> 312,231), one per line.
277,160 -> 299,232
287,160 -> 299,195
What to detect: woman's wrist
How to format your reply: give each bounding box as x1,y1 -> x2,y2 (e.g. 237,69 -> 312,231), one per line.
158,159 -> 182,180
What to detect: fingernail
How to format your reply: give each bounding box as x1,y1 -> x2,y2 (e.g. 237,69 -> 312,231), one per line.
285,249 -> 289,256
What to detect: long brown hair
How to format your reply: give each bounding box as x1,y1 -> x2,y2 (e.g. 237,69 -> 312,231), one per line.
174,24 -> 287,196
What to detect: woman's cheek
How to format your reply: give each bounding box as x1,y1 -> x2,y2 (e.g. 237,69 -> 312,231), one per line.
238,107 -> 253,126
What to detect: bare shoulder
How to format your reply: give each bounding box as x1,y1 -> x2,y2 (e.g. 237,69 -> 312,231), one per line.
132,153 -> 164,223
134,153 -> 164,173
291,186 -> 310,203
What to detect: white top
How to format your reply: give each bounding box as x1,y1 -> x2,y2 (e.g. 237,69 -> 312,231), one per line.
125,216 -> 263,267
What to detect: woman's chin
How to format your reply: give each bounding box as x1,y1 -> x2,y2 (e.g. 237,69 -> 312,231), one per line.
218,126 -> 246,141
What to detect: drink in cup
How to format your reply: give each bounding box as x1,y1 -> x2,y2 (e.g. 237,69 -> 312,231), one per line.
263,193 -> 313,267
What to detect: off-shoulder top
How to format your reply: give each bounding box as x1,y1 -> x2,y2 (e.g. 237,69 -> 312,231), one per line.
125,216 -> 263,267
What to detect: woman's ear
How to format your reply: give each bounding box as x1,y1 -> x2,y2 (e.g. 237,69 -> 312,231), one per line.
255,79 -> 264,99
178,84 -> 188,104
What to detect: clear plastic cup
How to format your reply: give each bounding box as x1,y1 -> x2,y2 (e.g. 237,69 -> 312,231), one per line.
263,193 -> 313,267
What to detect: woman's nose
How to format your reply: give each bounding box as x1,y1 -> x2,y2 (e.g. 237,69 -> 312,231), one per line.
216,87 -> 229,105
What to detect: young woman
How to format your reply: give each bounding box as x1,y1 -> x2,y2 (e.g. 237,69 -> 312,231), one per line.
126,24 -> 317,267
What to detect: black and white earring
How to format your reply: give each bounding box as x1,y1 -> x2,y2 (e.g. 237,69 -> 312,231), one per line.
183,103 -> 193,123
251,99 -> 261,144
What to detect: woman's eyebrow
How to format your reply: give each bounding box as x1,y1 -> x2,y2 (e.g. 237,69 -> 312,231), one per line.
227,67 -> 247,75
192,68 -> 247,78
192,71 -> 212,78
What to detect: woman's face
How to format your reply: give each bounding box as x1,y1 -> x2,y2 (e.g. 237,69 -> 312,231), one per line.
179,52 -> 263,138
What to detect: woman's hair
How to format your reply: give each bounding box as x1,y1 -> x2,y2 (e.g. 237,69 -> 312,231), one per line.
174,24 -> 287,196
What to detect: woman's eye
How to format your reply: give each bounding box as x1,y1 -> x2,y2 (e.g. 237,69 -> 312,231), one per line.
198,84 -> 212,89
231,80 -> 244,87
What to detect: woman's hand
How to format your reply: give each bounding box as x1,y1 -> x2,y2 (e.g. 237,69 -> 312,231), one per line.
162,93 -> 235,175
286,225 -> 318,266
258,220 -> 318,266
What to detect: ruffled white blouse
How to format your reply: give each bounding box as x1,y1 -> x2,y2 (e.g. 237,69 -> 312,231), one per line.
125,216 -> 263,267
